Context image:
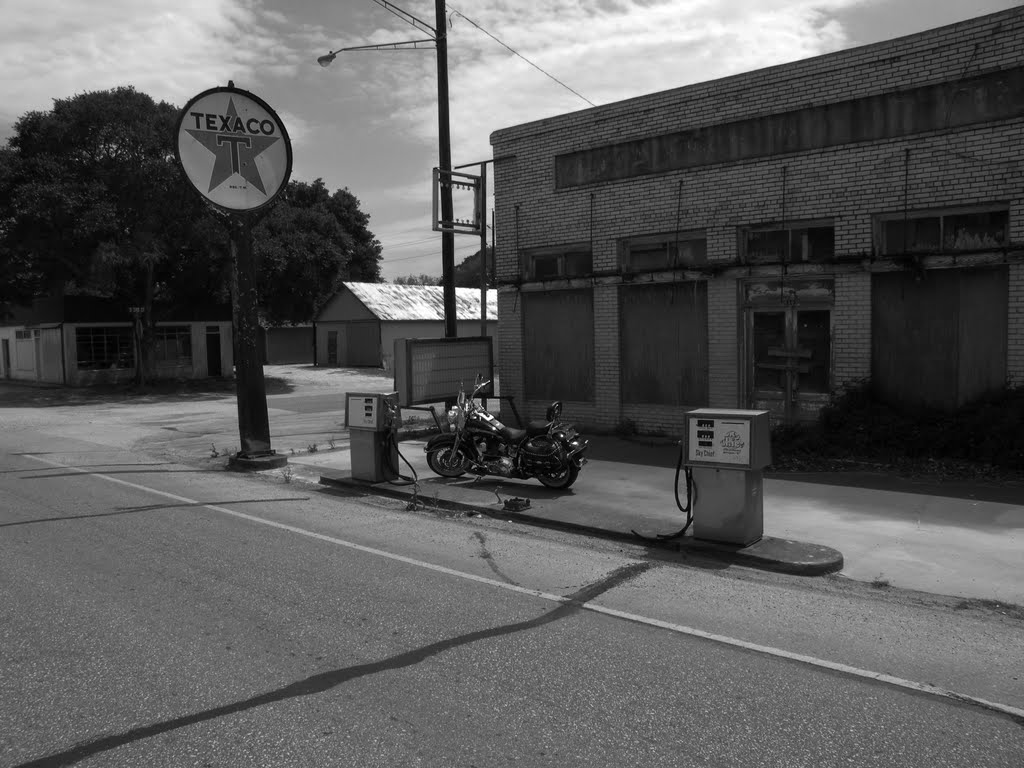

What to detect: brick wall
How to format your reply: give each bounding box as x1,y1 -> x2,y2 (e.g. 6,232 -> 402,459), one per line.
832,273 -> 872,387
1010,263 -> 1024,385
491,8 -> 1024,427
707,279 -> 739,408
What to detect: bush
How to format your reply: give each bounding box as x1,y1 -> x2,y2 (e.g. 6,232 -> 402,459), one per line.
772,381 -> 1024,472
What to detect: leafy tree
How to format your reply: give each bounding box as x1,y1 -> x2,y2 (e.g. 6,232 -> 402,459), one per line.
393,274 -> 440,285
0,86 -> 222,381
453,247 -> 494,288
2,87 -> 385,366
253,179 -> 382,325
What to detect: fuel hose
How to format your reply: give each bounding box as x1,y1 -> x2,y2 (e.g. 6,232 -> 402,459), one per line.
631,440 -> 695,542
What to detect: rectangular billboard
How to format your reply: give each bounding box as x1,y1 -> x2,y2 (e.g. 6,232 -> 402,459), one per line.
394,337 -> 494,406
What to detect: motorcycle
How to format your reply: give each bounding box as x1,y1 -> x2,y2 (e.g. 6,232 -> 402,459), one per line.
424,378 -> 589,489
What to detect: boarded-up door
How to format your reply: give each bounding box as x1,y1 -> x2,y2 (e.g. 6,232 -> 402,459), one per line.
346,321 -> 381,367
620,282 -> 708,405
872,267 -> 1007,409
745,279 -> 834,423
523,290 -> 594,401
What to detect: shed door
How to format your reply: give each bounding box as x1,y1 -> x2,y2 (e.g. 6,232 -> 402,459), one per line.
327,331 -> 338,366
346,322 -> 381,367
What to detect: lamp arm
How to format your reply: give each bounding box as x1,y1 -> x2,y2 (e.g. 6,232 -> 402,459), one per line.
370,0 -> 437,37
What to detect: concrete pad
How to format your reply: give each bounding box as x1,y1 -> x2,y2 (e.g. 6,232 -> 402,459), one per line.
299,435 -> 1024,602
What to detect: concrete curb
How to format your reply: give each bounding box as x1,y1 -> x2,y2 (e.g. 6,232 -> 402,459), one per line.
317,473 -> 844,577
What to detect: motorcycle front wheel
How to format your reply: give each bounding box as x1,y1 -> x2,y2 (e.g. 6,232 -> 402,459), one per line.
426,444 -> 470,477
537,464 -> 580,489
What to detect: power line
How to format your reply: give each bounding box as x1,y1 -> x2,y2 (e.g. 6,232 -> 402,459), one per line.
446,4 -> 597,108
384,241 -> 481,263
383,236 -> 440,249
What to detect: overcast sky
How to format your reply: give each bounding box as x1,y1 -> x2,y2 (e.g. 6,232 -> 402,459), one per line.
1,0 -> 1019,280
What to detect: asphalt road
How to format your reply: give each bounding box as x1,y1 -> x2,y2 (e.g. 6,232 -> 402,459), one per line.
1,415 -> 1023,767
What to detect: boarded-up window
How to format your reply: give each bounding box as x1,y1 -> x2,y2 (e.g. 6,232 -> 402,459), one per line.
620,282 -> 708,405
523,290 -> 594,401
872,267 -> 1008,410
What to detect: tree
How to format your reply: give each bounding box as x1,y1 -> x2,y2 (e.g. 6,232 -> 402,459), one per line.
1,88 -> 385,368
253,179 -> 382,325
0,86 -> 222,382
393,274 -> 440,285
453,247 -> 494,288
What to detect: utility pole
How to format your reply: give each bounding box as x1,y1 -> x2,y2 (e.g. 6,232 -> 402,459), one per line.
436,0 -> 457,338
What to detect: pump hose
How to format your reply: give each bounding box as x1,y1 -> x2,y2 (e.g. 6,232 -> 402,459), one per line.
631,440 -> 695,542
381,429 -> 419,486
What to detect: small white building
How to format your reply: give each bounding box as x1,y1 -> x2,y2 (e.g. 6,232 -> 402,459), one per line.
314,282 -> 498,370
0,296 -> 233,386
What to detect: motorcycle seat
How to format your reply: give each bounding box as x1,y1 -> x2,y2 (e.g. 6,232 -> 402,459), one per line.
501,421 -> 551,442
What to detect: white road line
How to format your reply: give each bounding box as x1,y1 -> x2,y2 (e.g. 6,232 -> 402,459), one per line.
23,453 -> 1024,722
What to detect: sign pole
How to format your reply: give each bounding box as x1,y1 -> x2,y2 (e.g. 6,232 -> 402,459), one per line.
175,83 -> 292,470
230,213 -> 272,458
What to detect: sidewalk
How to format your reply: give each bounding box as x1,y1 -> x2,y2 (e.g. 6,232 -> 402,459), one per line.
278,431 -> 1024,605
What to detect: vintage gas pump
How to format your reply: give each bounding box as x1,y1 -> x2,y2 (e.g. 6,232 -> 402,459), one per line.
345,391 -> 401,483
684,408 -> 772,546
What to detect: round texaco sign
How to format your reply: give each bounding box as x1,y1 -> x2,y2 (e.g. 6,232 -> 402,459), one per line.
175,86 -> 292,212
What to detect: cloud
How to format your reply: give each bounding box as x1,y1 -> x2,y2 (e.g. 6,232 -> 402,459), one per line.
0,0 -> 289,131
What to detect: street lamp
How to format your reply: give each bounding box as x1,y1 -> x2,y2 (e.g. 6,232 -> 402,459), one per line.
319,0 -> 457,338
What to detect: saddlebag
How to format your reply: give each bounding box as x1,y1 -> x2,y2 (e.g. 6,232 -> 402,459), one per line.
520,436 -> 566,473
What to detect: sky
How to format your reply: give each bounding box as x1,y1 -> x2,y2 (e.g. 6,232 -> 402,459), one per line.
1,0 -> 1020,281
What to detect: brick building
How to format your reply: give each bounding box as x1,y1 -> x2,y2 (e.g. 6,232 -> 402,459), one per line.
489,7 -> 1024,430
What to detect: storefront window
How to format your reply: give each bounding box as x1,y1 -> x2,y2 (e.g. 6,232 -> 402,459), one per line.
76,327 -> 134,370
154,326 -> 192,364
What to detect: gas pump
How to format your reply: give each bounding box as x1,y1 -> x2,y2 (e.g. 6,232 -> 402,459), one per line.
345,391 -> 401,483
684,408 -> 772,546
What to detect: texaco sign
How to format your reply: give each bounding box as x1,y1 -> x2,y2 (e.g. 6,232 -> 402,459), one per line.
175,86 -> 292,212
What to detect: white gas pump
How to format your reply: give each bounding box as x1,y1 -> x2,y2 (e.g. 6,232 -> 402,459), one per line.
345,391 -> 401,483
684,409 -> 772,546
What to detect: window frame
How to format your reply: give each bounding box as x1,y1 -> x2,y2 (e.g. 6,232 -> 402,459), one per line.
75,326 -> 134,370
740,218 -> 835,265
619,229 -> 708,273
519,242 -> 593,281
875,203 -> 1009,256
153,325 -> 193,365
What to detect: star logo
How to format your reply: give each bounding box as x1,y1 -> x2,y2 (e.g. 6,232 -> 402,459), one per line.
185,98 -> 280,195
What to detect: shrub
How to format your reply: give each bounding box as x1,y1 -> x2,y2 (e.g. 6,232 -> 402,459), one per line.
775,381 -> 1024,471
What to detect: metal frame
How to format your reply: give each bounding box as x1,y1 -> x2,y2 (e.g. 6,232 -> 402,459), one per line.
432,168 -> 484,235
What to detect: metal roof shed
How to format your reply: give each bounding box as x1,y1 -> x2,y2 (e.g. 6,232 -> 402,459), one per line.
314,282 -> 498,369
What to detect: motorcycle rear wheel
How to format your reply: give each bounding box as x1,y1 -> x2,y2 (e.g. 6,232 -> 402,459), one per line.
427,444 -> 470,477
537,464 -> 580,489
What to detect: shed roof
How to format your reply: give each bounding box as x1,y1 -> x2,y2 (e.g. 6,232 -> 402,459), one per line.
342,282 -> 498,322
